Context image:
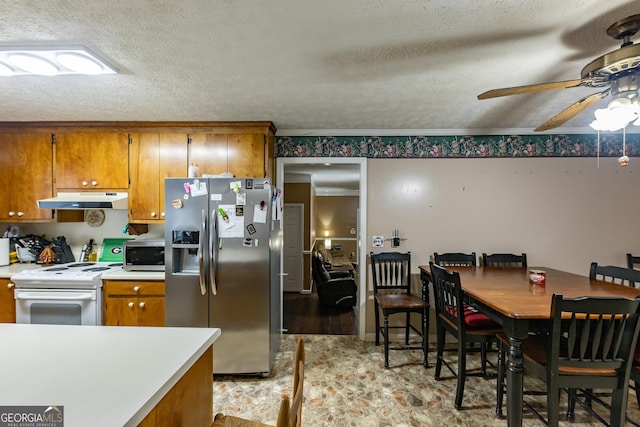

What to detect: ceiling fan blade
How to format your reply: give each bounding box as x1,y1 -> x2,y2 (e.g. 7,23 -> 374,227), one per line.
477,79 -> 584,100
534,90 -> 609,132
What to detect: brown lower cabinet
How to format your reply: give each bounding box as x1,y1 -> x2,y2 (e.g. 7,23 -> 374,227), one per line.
0,278 -> 16,323
103,280 -> 164,326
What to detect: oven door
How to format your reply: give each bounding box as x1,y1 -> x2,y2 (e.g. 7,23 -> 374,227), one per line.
15,288 -> 100,326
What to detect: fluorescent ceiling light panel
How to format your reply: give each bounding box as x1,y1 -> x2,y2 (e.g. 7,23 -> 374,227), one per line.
0,45 -> 118,76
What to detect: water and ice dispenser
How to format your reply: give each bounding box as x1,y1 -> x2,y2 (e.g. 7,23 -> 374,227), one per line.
170,230 -> 200,274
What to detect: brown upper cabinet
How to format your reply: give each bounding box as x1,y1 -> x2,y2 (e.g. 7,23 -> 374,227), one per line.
54,132 -> 129,190
0,133 -> 54,222
189,127 -> 275,179
129,133 -> 188,223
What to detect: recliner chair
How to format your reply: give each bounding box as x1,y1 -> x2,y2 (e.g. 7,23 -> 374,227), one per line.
312,252 -> 357,308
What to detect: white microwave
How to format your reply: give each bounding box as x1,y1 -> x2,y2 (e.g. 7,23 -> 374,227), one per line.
123,240 -> 165,271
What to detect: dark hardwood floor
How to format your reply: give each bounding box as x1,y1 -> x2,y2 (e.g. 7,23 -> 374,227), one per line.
283,287 -> 357,335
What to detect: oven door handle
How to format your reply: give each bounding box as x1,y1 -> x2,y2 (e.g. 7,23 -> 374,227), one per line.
15,292 -> 95,301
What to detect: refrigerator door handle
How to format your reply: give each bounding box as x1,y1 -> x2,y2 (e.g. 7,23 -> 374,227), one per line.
209,208 -> 218,295
198,208 -> 207,296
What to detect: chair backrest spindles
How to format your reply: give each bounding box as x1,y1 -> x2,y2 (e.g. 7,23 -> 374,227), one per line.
482,253 -> 527,269
433,252 -> 477,267
589,262 -> 640,288
370,252 -> 411,294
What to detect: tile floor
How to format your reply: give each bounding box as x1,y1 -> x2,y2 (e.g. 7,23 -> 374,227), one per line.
212,335 -> 640,426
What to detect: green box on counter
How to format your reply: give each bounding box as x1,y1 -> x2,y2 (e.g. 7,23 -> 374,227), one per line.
99,238 -> 134,263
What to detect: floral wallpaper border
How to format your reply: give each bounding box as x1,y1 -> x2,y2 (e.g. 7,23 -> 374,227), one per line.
276,134 -> 640,159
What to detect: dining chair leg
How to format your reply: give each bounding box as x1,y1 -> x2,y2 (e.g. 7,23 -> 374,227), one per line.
495,341 -> 505,418
455,339 -> 466,409
610,387 -> 630,427
434,324 -> 445,380
422,308 -> 428,368
383,313 -> 390,369
405,312 -> 410,345
374,304 -> 381,346
547,385 -> 560,427
566,388 -> 576,422
480,339 -> 488,377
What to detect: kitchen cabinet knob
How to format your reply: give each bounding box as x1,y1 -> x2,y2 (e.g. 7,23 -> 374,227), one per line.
128,302 -> 134,308
150,212 -> 157,217
161,212 -> 165,218
17,211 -> 24,217
7,282 -> 14,289
82,181 -> 88,186
8,211 -> 14,217
133,286 -> 140,292
139,302 -> 145,308
91,180 -> 97,186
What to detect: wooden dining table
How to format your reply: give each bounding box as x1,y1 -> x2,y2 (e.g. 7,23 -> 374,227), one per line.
418,265 -> 640,427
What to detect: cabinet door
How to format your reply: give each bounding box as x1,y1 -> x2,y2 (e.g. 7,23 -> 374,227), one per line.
55,133 -> 129,189
137,297 -> 165,326
0,279 -> 16,323
104,297 -> 139,326
129,134 -> 188,222
0,133 -> 53,221
188,133 -> 228,175
228,133 -> 266,177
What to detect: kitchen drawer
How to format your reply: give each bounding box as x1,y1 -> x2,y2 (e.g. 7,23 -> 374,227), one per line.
103,280 -> 165,297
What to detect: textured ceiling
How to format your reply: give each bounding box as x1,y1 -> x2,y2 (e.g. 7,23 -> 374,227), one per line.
0,0 -> 638,134
1,1 -> 639,192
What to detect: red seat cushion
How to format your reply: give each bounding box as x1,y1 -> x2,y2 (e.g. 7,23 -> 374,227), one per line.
446,304 -> 499,328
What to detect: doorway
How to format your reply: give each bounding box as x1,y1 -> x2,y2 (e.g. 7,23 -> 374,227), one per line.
277,157 -> 367,340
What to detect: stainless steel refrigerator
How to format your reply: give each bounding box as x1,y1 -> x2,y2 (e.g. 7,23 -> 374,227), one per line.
164,177 -> 281,375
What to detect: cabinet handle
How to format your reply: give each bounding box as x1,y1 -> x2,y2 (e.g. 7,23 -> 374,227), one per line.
150,212 -> 157,217
82,181 -> 88,186
133,286 -> 140,292
91,180 -> 97,186
8,211 -> 14,217
17,212 -> 24,217
128,302 -> 135,308
7,282 -> 14,289
139,302 -> 145,308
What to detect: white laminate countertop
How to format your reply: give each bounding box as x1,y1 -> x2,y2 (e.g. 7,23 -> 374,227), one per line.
0,263 -> 165,281
0,324 -> 221,426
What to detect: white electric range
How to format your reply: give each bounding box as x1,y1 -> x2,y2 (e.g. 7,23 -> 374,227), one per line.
11,262 -> 123,325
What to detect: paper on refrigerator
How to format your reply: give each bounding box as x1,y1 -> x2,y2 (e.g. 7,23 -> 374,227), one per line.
217,204 -> 245,238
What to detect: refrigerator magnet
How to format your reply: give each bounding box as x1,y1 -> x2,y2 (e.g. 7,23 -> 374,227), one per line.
235,206 -> 244,216
172,199 -> 183,208
243,238 -> 252,247
236,192 -> 246,205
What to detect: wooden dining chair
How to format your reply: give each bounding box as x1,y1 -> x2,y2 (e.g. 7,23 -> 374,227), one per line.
589,262 -> 640,288
212,338 -> 305,427
628,253 -> 640,270
429,262 -> 502,410
481,252 -> 527,268
370,251 -> 429,369
433,252 -> 477,267
495,294 -> 640,427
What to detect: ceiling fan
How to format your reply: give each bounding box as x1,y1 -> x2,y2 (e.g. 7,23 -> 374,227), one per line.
478,14 -> 640,132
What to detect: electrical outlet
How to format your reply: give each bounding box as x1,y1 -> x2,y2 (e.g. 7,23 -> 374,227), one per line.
372,236 -> 384,247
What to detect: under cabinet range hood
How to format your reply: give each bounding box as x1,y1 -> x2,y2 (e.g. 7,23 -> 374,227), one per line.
38,192 -> 129,210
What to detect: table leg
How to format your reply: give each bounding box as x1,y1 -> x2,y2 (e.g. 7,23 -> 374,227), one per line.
506,335 -> 525,427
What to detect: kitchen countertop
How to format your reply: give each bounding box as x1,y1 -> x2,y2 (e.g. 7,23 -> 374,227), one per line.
0,324 -> 221,426
0,263 -> 165,281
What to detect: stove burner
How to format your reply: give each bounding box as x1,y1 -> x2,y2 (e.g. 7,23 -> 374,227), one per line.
67,262 -> 96,268
82,267 -> 110,272
44,267 -> 70,272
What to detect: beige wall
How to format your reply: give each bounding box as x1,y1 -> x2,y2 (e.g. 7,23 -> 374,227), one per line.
364,156 -> 640,338
314,195 -> 358,259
